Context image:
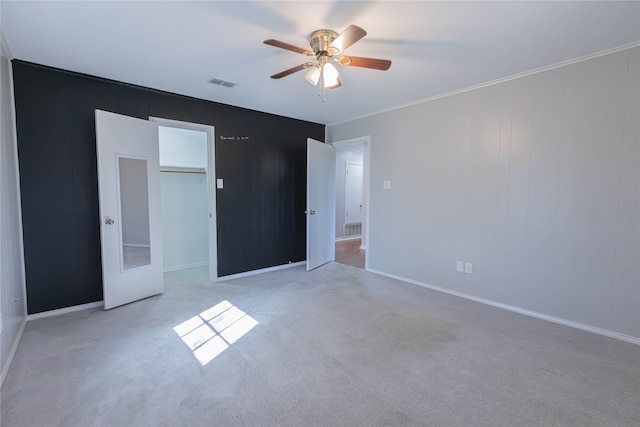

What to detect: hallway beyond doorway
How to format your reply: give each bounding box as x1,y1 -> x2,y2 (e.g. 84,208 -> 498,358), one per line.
335,238 -> 365,269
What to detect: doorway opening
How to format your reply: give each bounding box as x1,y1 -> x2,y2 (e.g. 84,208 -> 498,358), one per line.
150,117 -> 217,282
331,136 -> 370,270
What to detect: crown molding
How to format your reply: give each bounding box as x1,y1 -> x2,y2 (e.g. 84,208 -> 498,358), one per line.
329,41 -> 640,127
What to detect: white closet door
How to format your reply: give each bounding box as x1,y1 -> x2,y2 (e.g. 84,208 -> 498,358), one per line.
95,110 -> 163,309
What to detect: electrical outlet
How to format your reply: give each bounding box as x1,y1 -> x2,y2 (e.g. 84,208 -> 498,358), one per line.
465,262 -> 473,274
456,261 -> 464,272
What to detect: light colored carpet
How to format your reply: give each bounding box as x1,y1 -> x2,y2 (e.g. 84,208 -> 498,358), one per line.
2,263 -> 639,426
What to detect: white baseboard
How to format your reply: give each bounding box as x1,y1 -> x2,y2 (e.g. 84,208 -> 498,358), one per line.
368,268 -> 640,346
1,316 -> 26,388
217,261 -> 305,281
26,301 -> 104,321
164,261 -> 208,273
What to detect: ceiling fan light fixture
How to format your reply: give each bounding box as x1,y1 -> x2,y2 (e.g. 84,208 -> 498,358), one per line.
264,25 -> 390,100
327,76 -> 342,90
322,62 -> 339,88
305,66 -> 321,86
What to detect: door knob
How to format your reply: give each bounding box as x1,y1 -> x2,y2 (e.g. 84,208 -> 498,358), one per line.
305,210 -> 316,215
105,218 -> 115,225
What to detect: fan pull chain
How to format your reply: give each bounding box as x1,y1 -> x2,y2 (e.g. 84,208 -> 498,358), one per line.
319,67 -> 327,102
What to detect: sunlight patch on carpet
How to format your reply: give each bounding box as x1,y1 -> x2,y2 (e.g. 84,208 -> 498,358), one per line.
173,300 -> 258,365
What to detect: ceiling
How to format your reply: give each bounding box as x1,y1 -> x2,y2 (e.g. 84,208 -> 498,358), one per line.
2,1 -> 639,125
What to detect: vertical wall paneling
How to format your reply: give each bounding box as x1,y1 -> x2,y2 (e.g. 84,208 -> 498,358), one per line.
571,54 -> 625,329
327,47 -> 640,339
523,69 -> 566,315
12,61 -> 323,314
549,64 -> 584,320
465,85 -> 503,301
611,48 -> 640,336
493,81 -> 515,304
501,78 -> 534,309
0,35 -> 27,384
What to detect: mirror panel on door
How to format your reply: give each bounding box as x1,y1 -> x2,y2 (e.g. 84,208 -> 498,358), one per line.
118,156 -> 151,270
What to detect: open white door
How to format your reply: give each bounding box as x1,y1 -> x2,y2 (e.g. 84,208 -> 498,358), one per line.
306,138 -> 336,271
96,110 -> 164,309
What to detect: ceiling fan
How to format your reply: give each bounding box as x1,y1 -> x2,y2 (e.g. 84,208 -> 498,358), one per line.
264,25 -> 391,100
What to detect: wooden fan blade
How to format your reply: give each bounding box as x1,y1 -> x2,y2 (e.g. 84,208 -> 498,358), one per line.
328,25 -> 367,54
270,63 -> 314,79
264,39 -> 312,55
339,56 -> 391,70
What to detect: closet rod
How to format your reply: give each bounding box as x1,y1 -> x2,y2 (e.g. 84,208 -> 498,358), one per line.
160,169 -> 206,175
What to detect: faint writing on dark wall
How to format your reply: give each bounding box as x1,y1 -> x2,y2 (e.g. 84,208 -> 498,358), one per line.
220,136 -> 250,141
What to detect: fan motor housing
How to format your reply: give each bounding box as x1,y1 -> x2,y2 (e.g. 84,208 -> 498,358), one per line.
308,29 -> 339,54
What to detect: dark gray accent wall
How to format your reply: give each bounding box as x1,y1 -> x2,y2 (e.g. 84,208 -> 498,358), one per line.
12,60 -> 323,314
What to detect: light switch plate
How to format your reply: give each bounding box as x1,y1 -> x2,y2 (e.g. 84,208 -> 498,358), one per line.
465,262 -> 473,274
456,261 -> 464,272
383,180 -> 391,190
216,179 -> 224,189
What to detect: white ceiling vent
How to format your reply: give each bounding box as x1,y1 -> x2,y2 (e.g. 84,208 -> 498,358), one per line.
208,77 -> 238,88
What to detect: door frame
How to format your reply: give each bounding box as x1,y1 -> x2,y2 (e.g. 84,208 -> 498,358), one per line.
149,116 -> 218,282
330,136 -> 371,269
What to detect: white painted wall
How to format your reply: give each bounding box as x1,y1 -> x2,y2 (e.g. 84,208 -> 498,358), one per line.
160,172 -> 209,270
334,147 -> 364,238
159,126 -> 207,169
327,47 -> 640,340
159,127 -> 209,271
1,33 -> 27,385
